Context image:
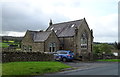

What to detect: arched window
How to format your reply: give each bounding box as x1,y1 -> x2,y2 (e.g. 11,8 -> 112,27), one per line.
81,31 -> 88,49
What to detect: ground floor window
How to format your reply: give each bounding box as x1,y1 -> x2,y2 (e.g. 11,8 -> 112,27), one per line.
59,43 -> 64,50
28,45 -> 32,51
49,42 -> 56,52
81,44 -> 87,48
23,45 -> 27,51
22,45 -> 32,52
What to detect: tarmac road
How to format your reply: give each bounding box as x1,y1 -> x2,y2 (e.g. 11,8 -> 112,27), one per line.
61,62 -> 118,75
46,61 -> 119,75
32,61 -> 119,77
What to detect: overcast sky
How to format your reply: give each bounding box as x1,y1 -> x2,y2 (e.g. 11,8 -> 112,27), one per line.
0,0 -> 119,43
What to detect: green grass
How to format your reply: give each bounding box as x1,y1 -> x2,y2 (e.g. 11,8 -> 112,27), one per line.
97,59 -> 120,62
0,43 -> 9,48
2,61 -> 71,75
8,41 -> 14,43
0,42 -> 20,48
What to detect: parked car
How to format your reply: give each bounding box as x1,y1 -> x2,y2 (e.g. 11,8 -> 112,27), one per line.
54,50 -> 74,62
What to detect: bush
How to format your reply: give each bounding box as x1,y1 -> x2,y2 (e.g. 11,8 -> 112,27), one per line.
93,43 -> 116,60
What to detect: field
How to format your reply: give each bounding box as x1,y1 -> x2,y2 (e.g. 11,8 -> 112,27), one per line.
2,61 -> 71,76
0,41 -> 20,48
0,43 -> 9,48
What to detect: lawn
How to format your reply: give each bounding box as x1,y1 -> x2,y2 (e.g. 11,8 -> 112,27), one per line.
2,61 -> 71,76
97,59 -> 120,62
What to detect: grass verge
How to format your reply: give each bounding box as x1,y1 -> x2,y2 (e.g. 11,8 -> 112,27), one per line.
2,61 -> 71,76
96,59 -> 120,62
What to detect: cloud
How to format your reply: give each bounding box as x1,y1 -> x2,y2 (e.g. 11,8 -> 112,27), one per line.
2,31 -> 25,36
2,2 -> 69,32
1,0 -> 118,43
2,2 -> 46,32
91,14 -> 118,42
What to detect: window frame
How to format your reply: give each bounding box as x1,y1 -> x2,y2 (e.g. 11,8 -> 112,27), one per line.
80,31 -> 88,49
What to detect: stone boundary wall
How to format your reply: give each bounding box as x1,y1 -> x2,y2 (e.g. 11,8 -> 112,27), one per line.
2,52 -> 54,63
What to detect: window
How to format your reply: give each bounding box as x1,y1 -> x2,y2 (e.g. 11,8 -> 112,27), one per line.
23,45 -> 27,51
59,52 -> 67,54
81,31 -> 88,49
57,51 -> 67,54
71,24 -> 75,27
49,42 -> 56,52
53,43 -> 56,52
29,45 -> 32,51
60,43 -> 64,50
23,45 -> 32,51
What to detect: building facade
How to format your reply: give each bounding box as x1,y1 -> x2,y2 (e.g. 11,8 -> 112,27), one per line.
21,18 -> 93,59
21,30 -> 60,52
46,18 -> 93,57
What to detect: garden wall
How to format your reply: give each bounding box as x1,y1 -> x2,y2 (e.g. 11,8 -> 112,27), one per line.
2,52 -> 54,63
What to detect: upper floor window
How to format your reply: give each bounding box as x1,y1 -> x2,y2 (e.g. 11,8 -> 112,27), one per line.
81,31 -> 88,49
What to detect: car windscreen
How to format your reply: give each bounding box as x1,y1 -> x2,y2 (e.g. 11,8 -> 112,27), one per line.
57,51 -> 67,54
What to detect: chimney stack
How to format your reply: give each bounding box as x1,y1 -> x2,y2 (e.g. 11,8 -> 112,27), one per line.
49,19 -> 53,26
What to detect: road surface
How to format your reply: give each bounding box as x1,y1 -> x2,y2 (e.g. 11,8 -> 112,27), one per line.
46,62 -> 119,75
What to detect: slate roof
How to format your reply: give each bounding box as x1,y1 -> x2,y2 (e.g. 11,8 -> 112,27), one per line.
28,30 -> 38,38
46,19 -> 84,37
26,18 -> 85,42
33,31 -> 52,42
27,30 -> 52,42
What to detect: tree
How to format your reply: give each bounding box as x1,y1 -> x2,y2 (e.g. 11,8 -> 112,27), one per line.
93,45 -> 100,54
99,43 -> 112,54
114,42 -> 120,50
93,43 -> 112,54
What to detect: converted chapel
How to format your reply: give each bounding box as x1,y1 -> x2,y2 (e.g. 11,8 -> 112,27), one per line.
21,18 -> 93,58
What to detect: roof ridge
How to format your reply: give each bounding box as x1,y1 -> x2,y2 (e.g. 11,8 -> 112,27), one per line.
27,30 -> 52,33
36,31 -> 52,33
52,19 -> 83,25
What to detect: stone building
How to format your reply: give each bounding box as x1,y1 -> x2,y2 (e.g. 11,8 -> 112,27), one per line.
46,18 -> 93,58
22,18 -> 93,59
21,30 -> 60,52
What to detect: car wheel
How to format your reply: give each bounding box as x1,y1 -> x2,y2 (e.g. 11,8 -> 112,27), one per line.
62,58 -> 67,62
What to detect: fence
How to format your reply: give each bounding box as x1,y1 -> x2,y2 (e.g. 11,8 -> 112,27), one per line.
2,52 -> 54,63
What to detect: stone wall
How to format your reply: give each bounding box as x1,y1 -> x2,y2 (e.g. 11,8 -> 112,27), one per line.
32,42 -> 44,52
2,52 -> 54,63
